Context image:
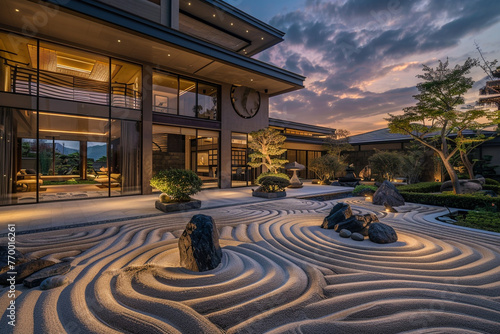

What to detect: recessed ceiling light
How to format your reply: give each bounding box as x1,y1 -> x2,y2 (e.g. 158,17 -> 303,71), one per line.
117,39 -> 121,43
188,2 -> 191,5
261,37 -> 264,40
15,9 -> 19,12
230,22 -> 233,26
246,30 -> 249,33
167,54 -> 171,57
250,79 -> 253,81
213,14 -> 216,17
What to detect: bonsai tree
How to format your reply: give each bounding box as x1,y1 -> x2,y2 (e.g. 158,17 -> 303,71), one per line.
150,169 -> 202,202
368,150 -> 402,182
309,155 -> 346,184
387,57 -> 500,194
248,127 -> 288,174
257,176 -> 290,193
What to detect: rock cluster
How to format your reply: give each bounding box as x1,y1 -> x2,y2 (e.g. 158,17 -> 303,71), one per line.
322,203 -> 397,244
178,214 -> 223,272
440,179 -> 482,194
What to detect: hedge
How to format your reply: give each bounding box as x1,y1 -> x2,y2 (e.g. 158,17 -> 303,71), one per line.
397,182 -> 442,193
483,184 -> 500,194
400,192 -> 500,210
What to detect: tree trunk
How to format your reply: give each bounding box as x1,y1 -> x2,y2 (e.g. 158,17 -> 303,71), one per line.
460,151 -> 474,179
441,154 -> 462,194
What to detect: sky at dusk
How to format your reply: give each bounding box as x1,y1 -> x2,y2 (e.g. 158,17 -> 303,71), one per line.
230,0 -> 500,134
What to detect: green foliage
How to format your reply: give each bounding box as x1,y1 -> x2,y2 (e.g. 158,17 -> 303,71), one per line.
401,142 -> 426,184
323,129 -> 354,158
150,169 -> 202,201
485,178 -> 500,186
309,155 -> 346,184
456,209 -> 500,233
368,150 -> 402,181
353,184 -> 377,196
255,172 -> 289,185
400,191 -> 500,210
386,57 -> 500,194
483,184 -> 500,194
398,182 -> 442,193
257,176 -> 290,193
248,127 -> 288,173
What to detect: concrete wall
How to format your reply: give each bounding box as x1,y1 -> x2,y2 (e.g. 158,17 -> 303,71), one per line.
219,83 -> 269,188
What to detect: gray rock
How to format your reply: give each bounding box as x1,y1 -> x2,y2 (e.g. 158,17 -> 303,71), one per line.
40,275 -> 69,290
373,181 -> 405,207
369,222 -> 398,244
440,179 -> 482,194
330,181 -> 341,186
23,262 -> 71,288
0,259 -> 56,285
351,233 -> 365,241
474,175 -> 486,185
339,229 -> 352,238
178,214 -> 223,272
321,203 -> 352,229
334,217 -> 370,235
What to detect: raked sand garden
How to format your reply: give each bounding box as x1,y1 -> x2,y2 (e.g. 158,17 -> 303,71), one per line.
1,197 -> 500,333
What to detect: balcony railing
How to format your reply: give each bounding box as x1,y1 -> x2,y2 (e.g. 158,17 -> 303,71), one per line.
6,62 -> 141,109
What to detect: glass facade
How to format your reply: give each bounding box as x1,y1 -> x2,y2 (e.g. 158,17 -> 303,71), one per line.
286,149 -> 322,179
231,132 -> 253,187
152,125 -> 219,189
0,30 -> 142,206
153,70 -> 219,120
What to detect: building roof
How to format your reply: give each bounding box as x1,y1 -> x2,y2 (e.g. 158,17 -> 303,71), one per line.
1,0 -> 304,96
269,118 -> 335,135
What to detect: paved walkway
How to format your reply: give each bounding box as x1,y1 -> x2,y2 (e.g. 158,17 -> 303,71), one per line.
0,183 -> 352,234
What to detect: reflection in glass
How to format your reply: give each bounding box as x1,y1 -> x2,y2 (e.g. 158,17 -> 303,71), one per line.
0,108 -> 37,205
231,132 -> 249,187
153,71 -> 178,114
197,83 -> 218,120
111,59 -> 142,110
179,78 -> 196,117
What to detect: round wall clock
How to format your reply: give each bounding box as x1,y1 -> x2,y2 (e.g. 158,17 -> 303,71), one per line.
230,86 -> 261,119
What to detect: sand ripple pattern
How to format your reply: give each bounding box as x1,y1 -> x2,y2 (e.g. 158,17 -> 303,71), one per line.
1,198 -> 500,333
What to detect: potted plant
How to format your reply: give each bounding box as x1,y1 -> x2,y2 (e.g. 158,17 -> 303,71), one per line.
252,175 -> 290,198
150,169 -> 203,212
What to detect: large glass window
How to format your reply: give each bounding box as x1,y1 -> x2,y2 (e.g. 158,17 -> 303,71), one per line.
111,59 -> 142,110
0,108 -> 37,205
38,41 -> 110,105
153,70 -> 219,120
152,125 -> 219,189
197,83 -> 218,120
153,72 -> 178,114
231,132 -> 250,187
179,78 -> 196,118
0,31 -> 37,94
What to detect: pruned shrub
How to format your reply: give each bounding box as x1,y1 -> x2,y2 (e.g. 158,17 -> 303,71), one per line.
368,151 -> 403,182
397,182 -> 442,193
309,155 -> 346,184
483,184 -> 500,195
150,169 -> 202,201
485,178 -> 500,186
258,176 -> 290,193
255,172 -> 290,185
400,192 -> 500,210
457,209 -> 500,233
353,184 -> 377,196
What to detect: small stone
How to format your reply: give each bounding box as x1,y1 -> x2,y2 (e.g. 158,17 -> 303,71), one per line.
178,214 -> 222,272
23,262 -> 71,288
40,275 -> 69,290
339,229 -> 352,238
369,222 -> 398,244
0,259 -> 56,285
373,180 -> 405,207
321,203 -> 352,229
351,233 -> 364,241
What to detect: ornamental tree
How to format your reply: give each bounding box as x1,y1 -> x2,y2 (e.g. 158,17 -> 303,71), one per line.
387,57 -> 500,194
248,127 -> 288,174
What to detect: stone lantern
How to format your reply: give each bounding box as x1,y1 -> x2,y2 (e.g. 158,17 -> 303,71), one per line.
285,161 -> 305,188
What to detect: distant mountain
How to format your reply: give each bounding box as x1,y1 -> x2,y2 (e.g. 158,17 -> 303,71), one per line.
54,143 -> 107,161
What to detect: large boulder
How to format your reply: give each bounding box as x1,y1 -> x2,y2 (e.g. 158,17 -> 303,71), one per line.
373,181 -> 405,207
368,222 -> 398,244
0,246 -> 26,273
178,214 -> 223,272
440,179 -> 482,194
321,203 -> 352,229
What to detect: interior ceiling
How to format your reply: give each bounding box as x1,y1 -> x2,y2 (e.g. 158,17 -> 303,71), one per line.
0,0 -> 299,96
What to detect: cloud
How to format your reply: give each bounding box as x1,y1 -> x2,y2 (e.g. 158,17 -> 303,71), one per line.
255,0 -> 500,132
